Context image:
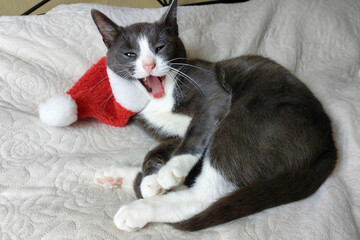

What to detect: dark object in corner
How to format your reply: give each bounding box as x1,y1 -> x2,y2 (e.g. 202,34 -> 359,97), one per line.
22,0 -> 51,15
158,0 -> 250,7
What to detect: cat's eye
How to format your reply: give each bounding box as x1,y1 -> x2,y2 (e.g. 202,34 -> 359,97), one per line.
124,52 -> 136,58
155,45 -> 165,53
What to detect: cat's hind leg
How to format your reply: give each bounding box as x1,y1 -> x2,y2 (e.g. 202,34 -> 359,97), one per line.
113,159 -> 235,231
95,166 -> 140,190
94,139 -> 180,197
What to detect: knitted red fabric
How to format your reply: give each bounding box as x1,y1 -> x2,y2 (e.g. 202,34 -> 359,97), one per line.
67,57 -> 135,127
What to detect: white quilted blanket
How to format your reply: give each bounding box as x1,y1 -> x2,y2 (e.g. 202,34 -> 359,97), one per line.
0,0 -> 359,239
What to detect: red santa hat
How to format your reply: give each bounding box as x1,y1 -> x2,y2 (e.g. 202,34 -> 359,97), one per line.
39,57 -> 149,127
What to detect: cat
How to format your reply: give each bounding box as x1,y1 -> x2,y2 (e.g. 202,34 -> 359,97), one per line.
92,0 -> 337,232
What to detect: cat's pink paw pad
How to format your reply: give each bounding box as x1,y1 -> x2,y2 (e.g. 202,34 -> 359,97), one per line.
156,188 -> 163,195
96,178 -> 104,185
95,168 -> 123,188
105,177 -> 114,183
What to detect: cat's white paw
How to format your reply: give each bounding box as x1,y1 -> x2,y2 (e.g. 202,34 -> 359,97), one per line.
140,175 -> 164,198
157,154 -> 198,190
94,167 -> 140,189
113,200 -> 150,232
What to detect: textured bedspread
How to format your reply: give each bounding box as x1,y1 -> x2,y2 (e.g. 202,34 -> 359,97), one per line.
0,0 -> 359,239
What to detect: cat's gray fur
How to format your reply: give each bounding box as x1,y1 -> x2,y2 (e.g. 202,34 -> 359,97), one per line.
91,0 -> 337,231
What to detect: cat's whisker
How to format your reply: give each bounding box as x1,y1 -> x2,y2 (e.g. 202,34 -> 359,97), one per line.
93,69 -> 133,90
100,91 -> 114,113
171,63 -> 215,75
171,72 -> 188,98
176,77 -> 192,92
108,63 -> 134,67
84,75 -> 113,95
96,65 -> 134,69
170,66 -> 203,93
168,57 -> 188,63
168,71 -> 185,99
113,70 -> 132,76
110,69 -> 134,81
170,67 -> 206,96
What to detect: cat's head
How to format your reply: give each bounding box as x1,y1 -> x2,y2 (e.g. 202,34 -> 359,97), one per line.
91,0 -> 185,100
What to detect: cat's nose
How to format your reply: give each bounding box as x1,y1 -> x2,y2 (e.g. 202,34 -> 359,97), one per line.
142,60 -> 156,75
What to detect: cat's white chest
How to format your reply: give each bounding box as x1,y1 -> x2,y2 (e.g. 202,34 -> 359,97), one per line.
139,76 -> 191,138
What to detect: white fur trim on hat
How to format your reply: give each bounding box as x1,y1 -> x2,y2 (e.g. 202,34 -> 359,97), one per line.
38,94 -> 78,127
107,67 -> 149,113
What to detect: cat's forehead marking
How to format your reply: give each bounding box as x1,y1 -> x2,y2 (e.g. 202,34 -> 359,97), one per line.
138,36 -> 155,62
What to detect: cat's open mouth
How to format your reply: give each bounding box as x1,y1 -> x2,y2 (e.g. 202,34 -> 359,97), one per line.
139,75 -> 166,99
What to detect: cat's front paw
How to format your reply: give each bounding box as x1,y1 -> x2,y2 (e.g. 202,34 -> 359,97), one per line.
157,154 -> 198,190
140,175 -> 164,198
113,200 -> 150,232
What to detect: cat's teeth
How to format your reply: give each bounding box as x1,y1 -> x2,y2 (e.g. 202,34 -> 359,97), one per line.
140,78 -> 149,87
138,75 -> 166,98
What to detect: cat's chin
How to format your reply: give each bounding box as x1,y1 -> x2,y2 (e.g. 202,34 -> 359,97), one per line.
138,75 -> 166,99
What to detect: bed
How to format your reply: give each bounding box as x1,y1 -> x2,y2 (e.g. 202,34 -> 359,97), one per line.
0,0 -> 359,239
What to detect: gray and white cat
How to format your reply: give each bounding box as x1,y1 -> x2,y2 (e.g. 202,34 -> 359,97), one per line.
92,0 -> 337,232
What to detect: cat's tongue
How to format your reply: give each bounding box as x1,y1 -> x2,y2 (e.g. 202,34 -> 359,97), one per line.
146,75 -> 164,98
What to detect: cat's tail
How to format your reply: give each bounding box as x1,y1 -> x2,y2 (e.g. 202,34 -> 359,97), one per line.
170,143 -> 337,231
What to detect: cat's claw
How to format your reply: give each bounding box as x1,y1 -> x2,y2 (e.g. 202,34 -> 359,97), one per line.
113,200 -> 150,232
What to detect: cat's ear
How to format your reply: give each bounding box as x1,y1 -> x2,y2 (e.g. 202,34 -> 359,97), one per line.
159,0 -> 178,36
91,9 -> 121,48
